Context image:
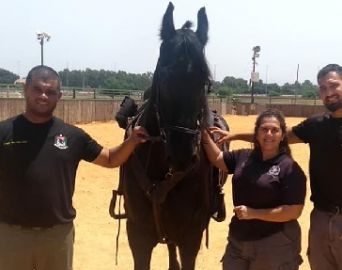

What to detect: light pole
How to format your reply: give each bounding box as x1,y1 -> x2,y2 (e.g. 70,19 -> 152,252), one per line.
249,46 -> 261,104
36,32 -> 51,65
265,65 -> 268,96
295,64 -> 299,104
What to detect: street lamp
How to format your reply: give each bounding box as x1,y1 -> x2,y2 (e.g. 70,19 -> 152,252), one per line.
249,45 -> 261,104
36,31 -> 51,65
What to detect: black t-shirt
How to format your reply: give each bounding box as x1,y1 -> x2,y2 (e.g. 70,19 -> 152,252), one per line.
0,115 -> 103,227
292,113 -> 342,206
223,149 -> 306,241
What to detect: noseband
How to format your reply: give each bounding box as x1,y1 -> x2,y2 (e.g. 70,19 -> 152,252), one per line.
165,124 -> 200,135
153,100 -> 203,148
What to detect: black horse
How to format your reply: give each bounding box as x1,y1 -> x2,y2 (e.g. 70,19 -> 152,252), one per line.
119,3 -> 228,269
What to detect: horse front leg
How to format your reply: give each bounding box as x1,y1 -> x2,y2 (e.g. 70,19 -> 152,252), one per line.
178,232 -> 202,270
167,243 -> 180,270
126,220 -> 156,270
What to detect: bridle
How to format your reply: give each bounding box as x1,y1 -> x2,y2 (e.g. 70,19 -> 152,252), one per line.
152,84 -> 203,153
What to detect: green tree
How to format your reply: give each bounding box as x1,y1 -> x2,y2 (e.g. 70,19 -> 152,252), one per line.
0,68 -> 19,84
301,80 -> 318,98
281,83 -> 296,95
58,69 -> 153,90
221,76 -> 248,94
266,83 -> 281,96
216,86 -> 233,96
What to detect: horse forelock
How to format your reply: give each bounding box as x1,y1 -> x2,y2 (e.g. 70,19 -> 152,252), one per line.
181,20 -> 193,30
156,28 -> 210,81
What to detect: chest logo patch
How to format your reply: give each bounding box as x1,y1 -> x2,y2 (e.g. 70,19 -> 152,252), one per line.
267,165 -> 280,178
54,134 -> 68,150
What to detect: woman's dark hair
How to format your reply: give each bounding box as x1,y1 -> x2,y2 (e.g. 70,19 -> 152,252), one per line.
252,108 -> 292,158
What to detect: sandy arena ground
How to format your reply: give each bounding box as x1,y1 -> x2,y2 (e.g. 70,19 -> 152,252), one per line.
73,115 -> 311,270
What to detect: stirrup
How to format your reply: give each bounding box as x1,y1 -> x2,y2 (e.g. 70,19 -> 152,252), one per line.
109,190 -> 127,219
211,192 -> 226,222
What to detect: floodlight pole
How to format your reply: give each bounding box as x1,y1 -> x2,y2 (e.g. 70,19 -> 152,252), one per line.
250,46 -> 261,104
295,64 -> 299,104
40,38 -> 44,65
251,56 -> 256,104
36,32 -> 50,66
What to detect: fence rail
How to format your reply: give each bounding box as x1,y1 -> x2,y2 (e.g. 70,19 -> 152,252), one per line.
231,95 -> 323,106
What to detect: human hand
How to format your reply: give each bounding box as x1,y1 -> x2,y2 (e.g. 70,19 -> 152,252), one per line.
234,205 -> 254,220
208,126 -> 230,145
128,126 -> 149,145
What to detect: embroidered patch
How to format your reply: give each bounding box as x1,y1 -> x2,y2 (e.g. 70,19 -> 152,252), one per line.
54,134 -> 68,149
267,165 -> 280,178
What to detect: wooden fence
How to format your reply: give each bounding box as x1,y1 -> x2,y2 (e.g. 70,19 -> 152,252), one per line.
0,98 -> 327,124
0,99 -> 124,124
234,103 -> 326,118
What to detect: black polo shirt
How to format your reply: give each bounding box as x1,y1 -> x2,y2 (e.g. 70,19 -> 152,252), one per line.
292,113 -> 342,207
223,149 -> 306,241
0,115 -> 102,227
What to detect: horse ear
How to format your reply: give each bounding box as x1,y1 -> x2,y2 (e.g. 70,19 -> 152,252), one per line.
160,2 -> 176,41
196,7 -> 208,45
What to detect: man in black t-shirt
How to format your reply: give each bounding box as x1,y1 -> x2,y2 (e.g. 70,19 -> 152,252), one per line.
0,65 -> 148,270
287,64 -> 342,270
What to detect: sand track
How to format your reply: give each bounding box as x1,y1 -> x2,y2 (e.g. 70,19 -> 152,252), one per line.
73,115 -> 311,270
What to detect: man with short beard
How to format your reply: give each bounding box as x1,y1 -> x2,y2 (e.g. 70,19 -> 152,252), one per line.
287,63 -> 342,270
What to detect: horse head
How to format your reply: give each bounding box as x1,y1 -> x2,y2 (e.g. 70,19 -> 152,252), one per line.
149,2 -> 211,171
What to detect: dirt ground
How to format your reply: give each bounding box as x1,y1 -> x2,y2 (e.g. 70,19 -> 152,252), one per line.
73,115 -> 312,270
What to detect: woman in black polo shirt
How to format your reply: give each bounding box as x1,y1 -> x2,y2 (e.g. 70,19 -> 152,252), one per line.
202,109 -> 306,270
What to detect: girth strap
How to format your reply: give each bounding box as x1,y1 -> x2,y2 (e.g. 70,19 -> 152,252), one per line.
130,152 -> 193,243
130,153 -> 189,204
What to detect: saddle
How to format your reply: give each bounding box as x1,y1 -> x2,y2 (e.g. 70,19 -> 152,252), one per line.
115,96 -> 138,129
208,110 -> 229,222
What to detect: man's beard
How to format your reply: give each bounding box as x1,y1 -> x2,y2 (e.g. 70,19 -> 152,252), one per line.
325,100 -> 342,112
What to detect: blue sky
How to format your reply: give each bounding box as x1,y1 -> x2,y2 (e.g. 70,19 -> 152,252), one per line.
1,0 -> 341,85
